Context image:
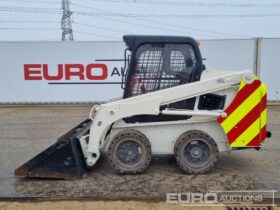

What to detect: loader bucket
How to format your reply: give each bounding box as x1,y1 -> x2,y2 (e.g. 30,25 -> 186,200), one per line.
15,119 -> 92,179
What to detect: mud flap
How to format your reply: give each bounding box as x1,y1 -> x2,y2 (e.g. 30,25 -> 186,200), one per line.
15,119 -> 92,179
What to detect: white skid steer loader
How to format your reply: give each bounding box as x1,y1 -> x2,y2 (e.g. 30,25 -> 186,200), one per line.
15,35 -> 271,179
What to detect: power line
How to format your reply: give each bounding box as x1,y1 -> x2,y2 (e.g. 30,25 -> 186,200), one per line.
87,0 -> 280,8
0,27 -> 59,30
72,3 -> 243,38
71,3 -> 197,36
0,4 -> 239,38
75,30 -> 119,40
0,26 -> 118,40
2,6 -> 280,19
0,0 -> 59,3
0,3 -> 278,40
0,6 -> 62,14
93,16 -> 198,36
75,11 -> 280,19
0,20 -> 127,37
74,21 -> 126,34
0,20 -> 124,37
135,17 -> 249,38
0,20 -> 59,24
72,3 -> 205,38
74,19 -> 217,38
201,19 -> 278,32
76,2 -> 273,38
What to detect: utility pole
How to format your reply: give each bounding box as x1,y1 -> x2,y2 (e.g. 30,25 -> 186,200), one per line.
61,0 -> 74,41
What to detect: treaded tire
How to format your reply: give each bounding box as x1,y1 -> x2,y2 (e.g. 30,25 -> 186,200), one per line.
174,130 -> 219,174
107,129 -> 152,174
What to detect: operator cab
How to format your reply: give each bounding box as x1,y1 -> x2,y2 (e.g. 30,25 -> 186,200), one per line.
121,35 -> 205,123
122,35 -> 204,99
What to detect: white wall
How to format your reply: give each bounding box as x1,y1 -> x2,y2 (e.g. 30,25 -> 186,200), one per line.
0,39 -> 278,103
259,38 -> 280,101
200,39 -> 255,72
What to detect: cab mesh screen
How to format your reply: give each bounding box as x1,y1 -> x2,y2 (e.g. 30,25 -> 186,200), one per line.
128,43 -> 197,97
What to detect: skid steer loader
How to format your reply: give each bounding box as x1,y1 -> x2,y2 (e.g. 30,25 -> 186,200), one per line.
15,35 -> 270,179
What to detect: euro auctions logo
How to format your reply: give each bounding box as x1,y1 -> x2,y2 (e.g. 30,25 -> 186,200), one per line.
24,64 -> 108,81
166,190 -> 276,207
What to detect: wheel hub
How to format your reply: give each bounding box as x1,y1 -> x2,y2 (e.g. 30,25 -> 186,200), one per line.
184,139 -> 210,165
117,140 -> 142,165
190,147 -> 202,158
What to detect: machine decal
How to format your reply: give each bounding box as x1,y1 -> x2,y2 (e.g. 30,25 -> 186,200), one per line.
217,77 -> 267,147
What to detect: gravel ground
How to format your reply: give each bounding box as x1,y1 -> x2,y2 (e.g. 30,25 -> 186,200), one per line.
2,200 -> 274,210
0,106 -> 279,201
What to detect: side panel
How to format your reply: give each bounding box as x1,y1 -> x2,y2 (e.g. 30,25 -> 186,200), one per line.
217,77 -> 267,147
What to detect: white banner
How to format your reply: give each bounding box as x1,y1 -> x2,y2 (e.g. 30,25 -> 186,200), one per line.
0,39 -> 261,103
0,41 -> 126,102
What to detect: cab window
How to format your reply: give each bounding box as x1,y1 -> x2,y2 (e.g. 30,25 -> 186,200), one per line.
128,43 -> 198,97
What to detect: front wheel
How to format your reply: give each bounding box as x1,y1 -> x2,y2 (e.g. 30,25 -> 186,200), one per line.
174,130 -> 219,174
107,130 -> 152,174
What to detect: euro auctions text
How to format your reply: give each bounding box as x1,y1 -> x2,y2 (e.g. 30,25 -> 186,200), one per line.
166,190 -> 276,206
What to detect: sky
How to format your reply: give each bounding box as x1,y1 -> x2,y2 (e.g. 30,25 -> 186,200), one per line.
0,0 -> 280,41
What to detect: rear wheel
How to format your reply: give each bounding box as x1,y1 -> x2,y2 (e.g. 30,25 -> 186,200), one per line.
107,130 -> 152,174
174,130 -> 218,174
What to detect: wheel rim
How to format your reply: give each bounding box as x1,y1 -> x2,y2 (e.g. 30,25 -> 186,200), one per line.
117,140 -> 142,165
183,139 -> 211,167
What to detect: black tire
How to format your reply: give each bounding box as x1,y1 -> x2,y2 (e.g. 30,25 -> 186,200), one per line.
174,130 -> 218,174
107,130 -> 152,174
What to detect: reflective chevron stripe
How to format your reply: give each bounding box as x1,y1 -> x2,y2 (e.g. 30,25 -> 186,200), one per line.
217,77 -> 267,147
